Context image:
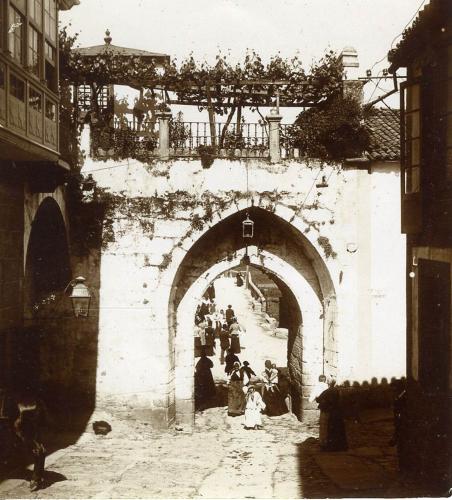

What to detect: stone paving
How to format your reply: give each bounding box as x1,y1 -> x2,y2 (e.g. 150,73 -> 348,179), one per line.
0,405 -> 428,499
0,278 -> 429,498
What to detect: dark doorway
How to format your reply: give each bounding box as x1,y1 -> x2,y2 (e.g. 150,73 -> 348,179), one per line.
418,258 -> 450,391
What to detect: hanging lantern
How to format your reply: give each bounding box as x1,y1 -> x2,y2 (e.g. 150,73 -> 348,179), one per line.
242,214 -> 254,239
69,276 -> 91,318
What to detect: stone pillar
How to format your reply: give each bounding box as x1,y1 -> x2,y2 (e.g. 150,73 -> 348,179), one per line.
157,111 -> 172,160
266,110 -> 282,164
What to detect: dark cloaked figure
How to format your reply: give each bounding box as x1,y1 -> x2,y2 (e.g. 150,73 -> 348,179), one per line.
261,360 -> 288,416
225,305 -> 235,327
240,361 -> 256,386
219,325 -> 230,364
194,350 -> 216,410
389,379 -> 406,447
13,390 -> 48,491
199,300 -> 210,321
229,319 -> 241,354
204,320 -> 215,356
316,380 -> 348,451
227,362 -> 245,416
224,349 -> 240,375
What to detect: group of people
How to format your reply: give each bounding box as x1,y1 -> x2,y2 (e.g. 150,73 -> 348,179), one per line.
194,300 -> 245,362
225,358 -> 288,430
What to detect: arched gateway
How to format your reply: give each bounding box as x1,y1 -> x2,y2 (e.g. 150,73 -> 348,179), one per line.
168,206 -> 337,427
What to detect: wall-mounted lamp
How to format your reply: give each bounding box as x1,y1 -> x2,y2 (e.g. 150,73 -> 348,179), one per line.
346,242 -> 358,253
68,276 -> 92,318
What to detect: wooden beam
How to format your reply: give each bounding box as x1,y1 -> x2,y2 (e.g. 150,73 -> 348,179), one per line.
167,100 -> 313,108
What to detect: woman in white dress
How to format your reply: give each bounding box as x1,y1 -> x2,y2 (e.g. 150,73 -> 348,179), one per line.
244,386 -> 266,430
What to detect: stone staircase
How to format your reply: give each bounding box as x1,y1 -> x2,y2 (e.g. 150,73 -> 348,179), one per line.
243,289 -> 288,339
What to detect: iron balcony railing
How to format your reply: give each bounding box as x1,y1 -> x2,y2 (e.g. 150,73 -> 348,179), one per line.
169,121 -> 270,157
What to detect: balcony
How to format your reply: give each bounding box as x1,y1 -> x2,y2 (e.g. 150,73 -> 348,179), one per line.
89,111 -> 302,163
0,56 -> 59,162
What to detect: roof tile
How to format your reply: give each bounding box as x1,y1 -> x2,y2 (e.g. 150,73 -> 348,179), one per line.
365,108 -> 400,161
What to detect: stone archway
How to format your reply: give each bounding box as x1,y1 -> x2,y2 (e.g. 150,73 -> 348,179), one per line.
17,197 -> 72,400
168,206 -> 337,428
24,197 -> 71,316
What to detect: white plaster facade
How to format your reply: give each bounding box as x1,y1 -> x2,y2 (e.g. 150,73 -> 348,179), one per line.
78,126 -> 406,427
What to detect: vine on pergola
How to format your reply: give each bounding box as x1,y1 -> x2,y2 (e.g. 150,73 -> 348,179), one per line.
60,27 -> 370,162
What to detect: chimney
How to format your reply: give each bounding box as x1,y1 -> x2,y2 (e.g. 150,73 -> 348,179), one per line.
340,47 -> 363,102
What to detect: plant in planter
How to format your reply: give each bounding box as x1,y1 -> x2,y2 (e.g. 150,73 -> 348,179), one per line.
198,144 -> 216,168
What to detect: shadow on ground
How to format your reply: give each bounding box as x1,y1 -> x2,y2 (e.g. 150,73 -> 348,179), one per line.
296,411 -> 442,498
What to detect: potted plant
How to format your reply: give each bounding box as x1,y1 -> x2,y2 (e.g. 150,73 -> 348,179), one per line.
198,144 -> 216,169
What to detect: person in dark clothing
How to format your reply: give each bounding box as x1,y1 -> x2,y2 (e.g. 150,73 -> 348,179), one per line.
199,299 -> 210,321
224,349 -> 240,375
240,361 -> 256,387
261,360 -> 288,416
229,318 -> 241,354
225,305 -> 235,327
316,380 -> 348,451
204,319 -> 215,356
219,325 -> 230,365
194,348 -> 216,410
227,362 -> 244,416
389,379 -> 407,447
13,389 -> 48,491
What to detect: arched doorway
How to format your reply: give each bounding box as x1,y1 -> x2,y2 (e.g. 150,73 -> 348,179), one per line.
168,207 -> 337,428
17,198 -> 71,400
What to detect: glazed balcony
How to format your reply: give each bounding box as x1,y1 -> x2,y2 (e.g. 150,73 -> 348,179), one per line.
0,55 -> 60,162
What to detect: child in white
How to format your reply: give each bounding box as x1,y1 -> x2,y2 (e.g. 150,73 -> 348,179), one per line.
244,386 -> 266,430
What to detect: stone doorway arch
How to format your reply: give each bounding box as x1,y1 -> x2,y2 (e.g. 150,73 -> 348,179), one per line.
168,207 -> 337,428
17,197 -> 71,399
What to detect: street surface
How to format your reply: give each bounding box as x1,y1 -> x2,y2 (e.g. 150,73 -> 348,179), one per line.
0,277 -> 427,498
209,276 -> 287,381
0,407 -> 426,498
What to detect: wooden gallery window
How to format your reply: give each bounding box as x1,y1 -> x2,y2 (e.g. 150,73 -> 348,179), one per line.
77,84 -> 92,112
8,4 -> 25,65
0,1 -> 4,50
45,97 -> 55,120
28,24 -> 42,76
10,73 -> 25,101
0,63 -> 5,122
29,85 -> 42,110
402,82 -> 421,194
43,0 -> 55,42
28,0 -> 42,26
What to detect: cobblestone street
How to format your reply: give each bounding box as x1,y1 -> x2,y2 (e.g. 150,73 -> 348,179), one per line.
1,405 -> 428,499
0,276 -> 428,499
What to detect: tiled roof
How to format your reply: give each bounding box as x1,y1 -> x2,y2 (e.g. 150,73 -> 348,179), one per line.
388,0 -> 448,69
75,44 -> 170,61
365,108 -> 400,161
58,0 -> 79,10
